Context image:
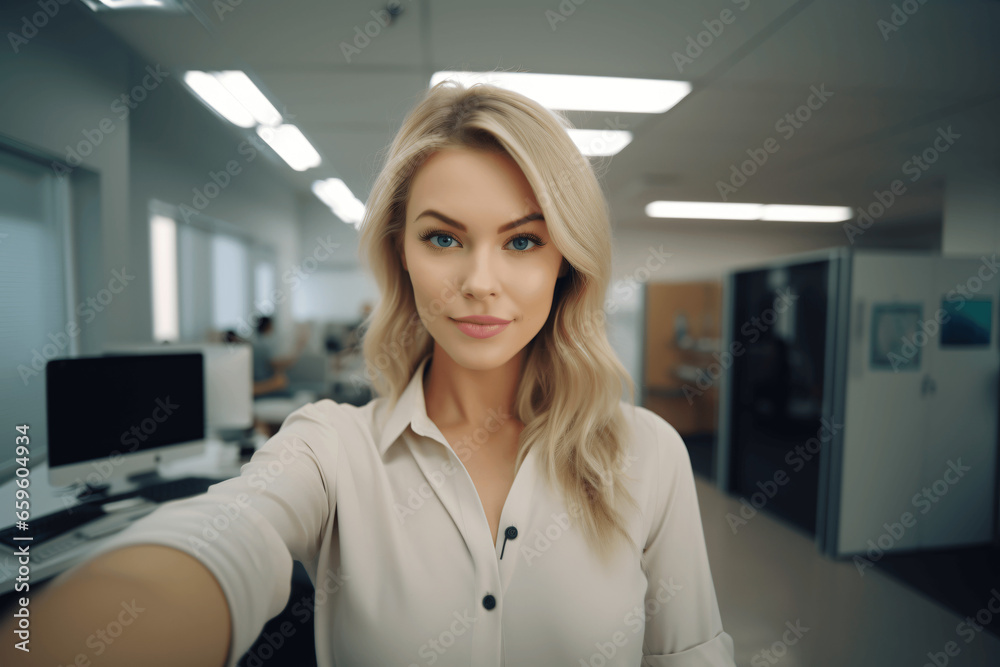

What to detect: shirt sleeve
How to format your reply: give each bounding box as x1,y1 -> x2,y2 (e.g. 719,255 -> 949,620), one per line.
71,401 -> 339,667
640,413 -> 736,666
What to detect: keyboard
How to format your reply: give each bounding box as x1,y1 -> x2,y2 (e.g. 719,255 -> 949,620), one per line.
133,476 -> 223,504
0,476 -> 223,549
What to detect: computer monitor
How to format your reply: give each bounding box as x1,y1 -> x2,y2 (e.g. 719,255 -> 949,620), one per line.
46,353 -> 206,488
102,342 -> 254,438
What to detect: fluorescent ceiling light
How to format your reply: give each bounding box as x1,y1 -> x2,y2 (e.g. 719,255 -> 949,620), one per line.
215,71 -> 283,127
257,125 -> 321,171
567,129 -> 633,156
646,201 -> 761,220
100,0 -> 165,6
81,0 -> 185,10
312,178 -> 366,226
430,71 -> 691,114
760,204 -> 854,222
184,71 -> 256,128
646,201 -> 853,223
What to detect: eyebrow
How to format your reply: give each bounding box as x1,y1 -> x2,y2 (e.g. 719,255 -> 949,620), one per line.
413,209 -> 544,234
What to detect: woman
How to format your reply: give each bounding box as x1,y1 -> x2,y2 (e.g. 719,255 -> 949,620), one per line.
0,80 -> 736,666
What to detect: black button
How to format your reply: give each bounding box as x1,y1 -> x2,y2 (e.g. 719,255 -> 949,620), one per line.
482,594 -> 496,610
505,526 -> 518,540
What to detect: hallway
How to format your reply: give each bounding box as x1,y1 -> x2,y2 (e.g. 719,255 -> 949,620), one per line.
696,473 -> 1000,665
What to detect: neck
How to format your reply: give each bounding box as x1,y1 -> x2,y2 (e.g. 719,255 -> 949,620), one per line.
423,345 -> 523,433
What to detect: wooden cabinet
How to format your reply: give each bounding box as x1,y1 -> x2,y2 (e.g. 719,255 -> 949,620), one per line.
642,281 -> 723,436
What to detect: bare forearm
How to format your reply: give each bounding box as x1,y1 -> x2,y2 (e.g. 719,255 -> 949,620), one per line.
0,545 -> 231,667
270,355 -> 296,371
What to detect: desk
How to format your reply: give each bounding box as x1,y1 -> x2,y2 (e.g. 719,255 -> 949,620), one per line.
0,436 -> 264,596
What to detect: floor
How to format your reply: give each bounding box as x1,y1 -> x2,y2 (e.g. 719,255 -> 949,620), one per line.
695,472 -> 1000,666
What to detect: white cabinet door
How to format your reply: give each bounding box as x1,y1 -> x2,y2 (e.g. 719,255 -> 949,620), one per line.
837,253 -> 935,555
917,255 -> 999,549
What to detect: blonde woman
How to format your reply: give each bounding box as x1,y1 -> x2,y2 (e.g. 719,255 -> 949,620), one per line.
0,80 -> 736,666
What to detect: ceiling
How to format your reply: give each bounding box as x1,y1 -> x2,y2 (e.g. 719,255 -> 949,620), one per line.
89,0 -> 1000,242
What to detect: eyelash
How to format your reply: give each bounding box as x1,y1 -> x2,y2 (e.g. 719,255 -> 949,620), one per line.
417,229 -> 546,253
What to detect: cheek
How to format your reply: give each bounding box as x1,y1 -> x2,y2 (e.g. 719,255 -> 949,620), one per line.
516,262 -> 559,293
407,257 -> 451,306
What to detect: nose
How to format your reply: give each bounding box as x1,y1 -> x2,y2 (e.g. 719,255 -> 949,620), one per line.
459,246 -> 499,299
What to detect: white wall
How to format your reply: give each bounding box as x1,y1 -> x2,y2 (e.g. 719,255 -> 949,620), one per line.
125,58 -> 301,349
293,194 -> 378,328
943,166 -> 1000,258
0,2 -> 303,356
0,2 -> 131,353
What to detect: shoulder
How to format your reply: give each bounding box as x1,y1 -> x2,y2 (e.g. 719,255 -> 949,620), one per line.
281,397 -> 383,454
617,400 -> 690,472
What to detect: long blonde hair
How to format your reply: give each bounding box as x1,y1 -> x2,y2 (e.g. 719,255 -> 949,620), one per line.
357,78 -> 640,566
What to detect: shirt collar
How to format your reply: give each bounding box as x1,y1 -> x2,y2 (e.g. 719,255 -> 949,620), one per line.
377,355 -> 438,457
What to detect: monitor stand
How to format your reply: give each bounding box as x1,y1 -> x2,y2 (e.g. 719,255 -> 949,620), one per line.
74,481 -> 112,503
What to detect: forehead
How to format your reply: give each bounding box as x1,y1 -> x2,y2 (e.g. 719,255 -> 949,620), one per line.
407,147 -> 540,218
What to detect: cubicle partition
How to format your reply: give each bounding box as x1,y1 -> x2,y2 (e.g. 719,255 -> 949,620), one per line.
716,248 -> 999,558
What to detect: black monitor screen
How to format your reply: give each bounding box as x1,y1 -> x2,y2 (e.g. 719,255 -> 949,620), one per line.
46,353 -> 205,467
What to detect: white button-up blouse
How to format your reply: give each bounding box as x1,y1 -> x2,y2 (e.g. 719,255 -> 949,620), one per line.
82,355 -> 736,666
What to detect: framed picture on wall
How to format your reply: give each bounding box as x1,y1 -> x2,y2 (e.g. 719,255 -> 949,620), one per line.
941,297 -> 992,346
870,303 -> 923,371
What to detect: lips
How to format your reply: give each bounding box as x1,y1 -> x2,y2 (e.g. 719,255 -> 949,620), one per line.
451,318 -> 511,339
451,316 -> 512,325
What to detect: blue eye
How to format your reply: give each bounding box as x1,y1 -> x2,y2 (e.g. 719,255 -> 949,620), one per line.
418,230 -> 546,253
428,234 -> 456,249
508,236 -> 536,251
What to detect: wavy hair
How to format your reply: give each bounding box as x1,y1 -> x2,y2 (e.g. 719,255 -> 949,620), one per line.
356,78 -> 640,566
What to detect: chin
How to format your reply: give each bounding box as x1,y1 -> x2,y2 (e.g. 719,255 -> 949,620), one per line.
436,338 -> 519,371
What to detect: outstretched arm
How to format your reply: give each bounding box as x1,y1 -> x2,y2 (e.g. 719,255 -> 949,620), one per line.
0,544 -> 231,667
1,402 -> 339,667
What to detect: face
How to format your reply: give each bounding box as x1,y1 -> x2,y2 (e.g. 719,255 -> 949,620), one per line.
401,146 -> 568,371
